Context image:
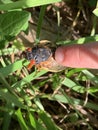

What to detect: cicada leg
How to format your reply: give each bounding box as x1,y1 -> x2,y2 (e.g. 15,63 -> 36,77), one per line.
27,60 -> 35,70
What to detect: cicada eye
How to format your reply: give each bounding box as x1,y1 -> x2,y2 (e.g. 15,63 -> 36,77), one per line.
34,55 -> 38,63
27,51 -> 34,60
34,54 -> 42,64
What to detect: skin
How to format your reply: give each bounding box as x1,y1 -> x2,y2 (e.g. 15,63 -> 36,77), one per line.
55,42 -> 98,69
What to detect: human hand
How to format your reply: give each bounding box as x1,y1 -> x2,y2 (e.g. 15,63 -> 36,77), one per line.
55,42 -> 98,69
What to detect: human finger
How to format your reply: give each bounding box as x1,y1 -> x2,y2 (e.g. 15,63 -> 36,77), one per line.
55,42 -> 98,68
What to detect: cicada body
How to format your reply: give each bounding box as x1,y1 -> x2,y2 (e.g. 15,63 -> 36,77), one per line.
26,46 -> 66,72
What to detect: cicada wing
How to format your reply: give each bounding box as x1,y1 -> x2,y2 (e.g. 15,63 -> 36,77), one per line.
36,57 -> 66,72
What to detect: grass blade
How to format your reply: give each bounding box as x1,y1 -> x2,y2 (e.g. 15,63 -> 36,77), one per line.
36,5 -> 46,40
39,111 -> 60,130
15,109 -> 28,130
12,70 -> 47,90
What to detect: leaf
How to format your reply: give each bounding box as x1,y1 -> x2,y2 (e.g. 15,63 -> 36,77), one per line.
0,10 -> 30,47
0,0 -> 61,11
0,10 -> 30,36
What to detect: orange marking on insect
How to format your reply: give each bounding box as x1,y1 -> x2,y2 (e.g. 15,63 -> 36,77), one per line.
27,60 -> 35,70
27,48 -> 32,52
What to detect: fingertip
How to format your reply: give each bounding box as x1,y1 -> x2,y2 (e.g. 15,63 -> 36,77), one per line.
55,47 -> 65,64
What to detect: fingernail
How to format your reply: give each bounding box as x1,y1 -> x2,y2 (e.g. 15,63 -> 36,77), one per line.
55,47 -> 64,63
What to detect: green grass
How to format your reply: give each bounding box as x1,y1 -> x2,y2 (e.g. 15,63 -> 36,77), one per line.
0,0 -> 98,130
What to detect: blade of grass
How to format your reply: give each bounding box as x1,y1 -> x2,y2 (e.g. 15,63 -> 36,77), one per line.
91,1 -> 98,35
15,109 -> 29,130
2,102 -> 14,130
29,112 -> 36,129
0,88 -> 24,108
62,77 -> 86,93
56,34 -> 98,45
52,89 -> 98,111
0,59 -> 25,77
0,72 -> 17,95
36,5 -> 46,41
34,97 -> 44,110
66,68 -> 84,77
88,86 -> 98,93
29,112 -> 47,130
12,70 -> 47,90
0,57 -> 6,67
39,111 -> 61,130
82,70 -> 98,84
0,48 -> 19,56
